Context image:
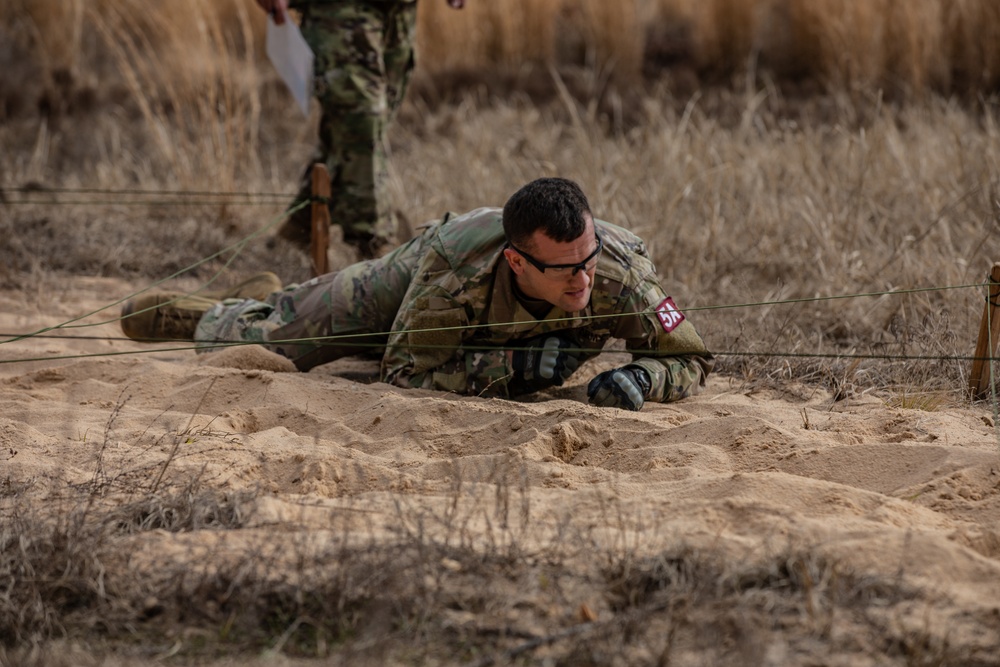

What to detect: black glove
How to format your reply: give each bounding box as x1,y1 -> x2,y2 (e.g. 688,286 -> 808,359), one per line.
511,335 -> 582,394
587,366 -> 651,411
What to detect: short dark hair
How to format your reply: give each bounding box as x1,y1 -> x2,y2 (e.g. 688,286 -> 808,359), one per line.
502,177 -> 592,248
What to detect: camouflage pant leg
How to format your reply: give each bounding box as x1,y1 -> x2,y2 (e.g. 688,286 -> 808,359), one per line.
288,1 -> 417,243
194,231 -> 428,370
194,298 -> 278,352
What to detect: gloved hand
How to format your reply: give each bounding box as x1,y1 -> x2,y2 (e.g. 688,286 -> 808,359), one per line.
511,335 -> 582,393
587,366 -> 652,411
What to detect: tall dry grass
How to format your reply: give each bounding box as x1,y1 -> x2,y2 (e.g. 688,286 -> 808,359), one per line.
88,0 -> 265,191
416,0 -> 643,83
415,0 -> 1000,95
1,0 -> 297,192
4,0 -> 998,187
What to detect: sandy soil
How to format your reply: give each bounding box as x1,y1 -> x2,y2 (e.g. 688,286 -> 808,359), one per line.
3,277 -> 1000,664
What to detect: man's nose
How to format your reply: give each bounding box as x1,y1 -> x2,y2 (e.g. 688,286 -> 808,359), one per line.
569,268 -> 590,288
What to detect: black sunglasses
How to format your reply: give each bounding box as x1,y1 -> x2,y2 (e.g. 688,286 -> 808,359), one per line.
507,234 -> 603,277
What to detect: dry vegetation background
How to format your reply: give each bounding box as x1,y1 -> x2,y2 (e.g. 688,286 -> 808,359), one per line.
2,0 -> 1000,664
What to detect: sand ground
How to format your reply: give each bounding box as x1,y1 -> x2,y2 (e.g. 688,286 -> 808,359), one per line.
3,277 -> 1000,664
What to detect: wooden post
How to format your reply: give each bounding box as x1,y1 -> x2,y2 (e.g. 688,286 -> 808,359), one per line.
310,163 -> 331,277
969,262 -> 1000,399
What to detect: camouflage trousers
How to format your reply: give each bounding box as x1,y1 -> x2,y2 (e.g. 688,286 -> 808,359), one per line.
195,230 -> 428,370
285,0 -> 417,245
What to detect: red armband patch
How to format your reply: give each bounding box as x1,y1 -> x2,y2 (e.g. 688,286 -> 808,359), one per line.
655,297 -> 686,333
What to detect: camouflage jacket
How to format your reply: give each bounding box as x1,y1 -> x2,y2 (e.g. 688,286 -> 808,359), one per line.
381,208 -> 714,402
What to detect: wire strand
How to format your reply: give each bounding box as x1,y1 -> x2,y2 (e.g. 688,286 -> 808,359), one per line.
1,185 -> 294,198
0,271 -> 990,366
0,185 -> 297,207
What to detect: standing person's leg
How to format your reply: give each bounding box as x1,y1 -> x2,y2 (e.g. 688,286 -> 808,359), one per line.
383,1 -> 417,110
280,1 -> 416,257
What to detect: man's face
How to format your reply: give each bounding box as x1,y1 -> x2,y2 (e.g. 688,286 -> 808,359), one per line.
503,214 -> 601,313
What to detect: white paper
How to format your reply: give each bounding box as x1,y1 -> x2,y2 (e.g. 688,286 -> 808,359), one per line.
266,16 -> 314,117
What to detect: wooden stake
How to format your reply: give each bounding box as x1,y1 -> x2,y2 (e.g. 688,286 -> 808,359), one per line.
969,262 -> 1000,399
310,163 -> 331,277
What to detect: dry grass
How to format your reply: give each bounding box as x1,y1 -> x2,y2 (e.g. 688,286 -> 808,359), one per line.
414,0 -> 1000,95
1,3 -> 1000,659
2,452 -> 992,665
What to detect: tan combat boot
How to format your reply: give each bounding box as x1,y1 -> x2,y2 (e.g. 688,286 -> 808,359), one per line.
120,293 -> 219,342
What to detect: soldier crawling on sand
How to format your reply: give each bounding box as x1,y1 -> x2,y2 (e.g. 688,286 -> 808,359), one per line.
121,177 -> 714,411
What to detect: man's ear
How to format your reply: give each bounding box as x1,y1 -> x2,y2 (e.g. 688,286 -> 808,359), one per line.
503,248 -> 525,276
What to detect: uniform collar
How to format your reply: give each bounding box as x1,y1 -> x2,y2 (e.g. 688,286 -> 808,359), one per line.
487,260 -> 593,337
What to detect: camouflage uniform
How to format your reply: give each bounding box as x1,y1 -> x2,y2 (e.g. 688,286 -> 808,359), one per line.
197,208 -> 714,403
283,0 -> 418,247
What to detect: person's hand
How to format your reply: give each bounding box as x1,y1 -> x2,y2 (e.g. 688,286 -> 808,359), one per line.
587,367 -> 651,411
447,0 -> 465,8
256,0 -> 289,25
511,335 -> 582,393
